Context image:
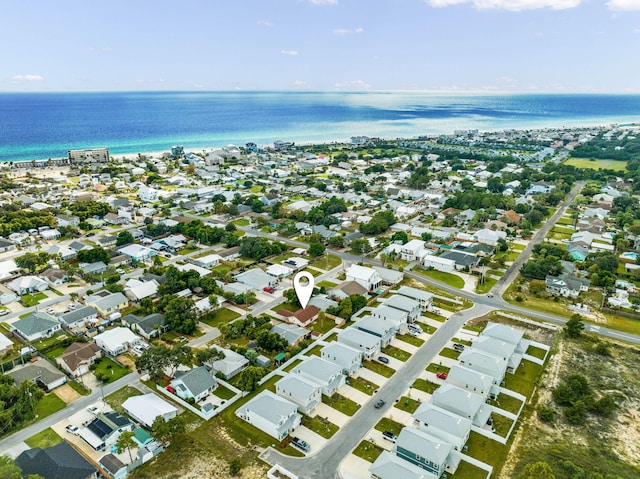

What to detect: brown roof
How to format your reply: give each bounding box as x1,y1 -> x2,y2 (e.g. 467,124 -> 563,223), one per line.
59,342 -> 101,371
39,268 -> 68,282
293,305 -> 320,325
503,210 -> 521,223
333,280 -> 367,296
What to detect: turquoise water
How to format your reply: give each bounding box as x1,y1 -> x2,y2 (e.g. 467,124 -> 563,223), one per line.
1,91 -> 639,162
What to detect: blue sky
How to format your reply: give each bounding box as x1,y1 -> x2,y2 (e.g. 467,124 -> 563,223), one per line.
2,0 -> 640,92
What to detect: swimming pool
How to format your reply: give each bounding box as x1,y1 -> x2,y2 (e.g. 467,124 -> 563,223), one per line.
620,252 -> 638,261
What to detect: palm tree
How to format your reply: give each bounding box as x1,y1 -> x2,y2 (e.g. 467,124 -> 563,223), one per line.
116,431 -> 136,463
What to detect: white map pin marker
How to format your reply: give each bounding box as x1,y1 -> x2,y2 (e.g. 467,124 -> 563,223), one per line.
293,271 -> 315,309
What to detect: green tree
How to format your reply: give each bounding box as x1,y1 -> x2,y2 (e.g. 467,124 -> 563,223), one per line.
15,252 -> 51,273
116,230 -> 134,246
237,366 -> 267,392
564,314 -> 585,338
229,457 -> 243,476
195,347 -> 225,368
351,238 -> 372,254
518,461 -> 556,479
309,241 -> 326,257
116,431 -> 136,462
0,455 -> 23,479
151,415 -> 186,445
390,231 -> 408,244
165,296 -> 198,334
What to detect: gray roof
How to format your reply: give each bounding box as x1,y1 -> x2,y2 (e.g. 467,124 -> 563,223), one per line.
396,427 -> 452,465
473,335 -> 516,360
459,349 -> 507,378
173,366 -> 216,397
413,402 -> 472,442
356,315 -> 396,337
431,383 -> 485,417
16,440 -> 97,479
100,453 -> 126,474
8,362 -> 65,387
124,313 -> 166,334
80,261 -> 107,274
321,342 -> 362,364
271,323 -> 310,346
447,364 -> 494,392
397,285 -> 434,303
277,374 -> 321,398
58,306 -> 97,326
384,294 -> 420,312
338,327 -> 380,348
239,390 -> 298,426
371,305 -> 406,321
440,250 -> 480,267
12,312 -> 58,336
89,292 -> 128,311
369,451 -> 436,479
294,356 -> 342,384
481,322 -> 524,345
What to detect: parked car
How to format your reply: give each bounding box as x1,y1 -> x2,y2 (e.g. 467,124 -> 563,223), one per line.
377,356 -> 389,364
0,310 -> 9,316
87,406 -> 99,414
65,425 -> 79,435
116,268 -> 125,274
374,399 -> 385,409
46,308 -> 55,314
68,303 -> 77,310
486,293 -> 494,298
453,343 -> 465,352
291,437 -> 311,453
382,431 -> 397,442
263,286 -> 275,294
436,372 -> 448,380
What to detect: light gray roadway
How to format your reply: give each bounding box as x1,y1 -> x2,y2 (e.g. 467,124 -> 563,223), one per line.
261,303 -> 494,478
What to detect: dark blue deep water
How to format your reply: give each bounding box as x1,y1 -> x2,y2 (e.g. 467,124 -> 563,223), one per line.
1,91 -> 639,162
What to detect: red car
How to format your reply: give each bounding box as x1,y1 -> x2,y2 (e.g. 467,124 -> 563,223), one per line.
436,372 -> 448,380
263,286 -> 275,294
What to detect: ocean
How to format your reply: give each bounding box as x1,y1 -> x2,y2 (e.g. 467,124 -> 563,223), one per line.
1,91 -> 639,162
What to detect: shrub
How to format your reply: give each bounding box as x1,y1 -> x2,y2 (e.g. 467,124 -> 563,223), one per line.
538,405 -> 557,423
565,400 -> 588,424
594,342 -> 612,356
229,458 -> 243,476
515,295 -> 523,302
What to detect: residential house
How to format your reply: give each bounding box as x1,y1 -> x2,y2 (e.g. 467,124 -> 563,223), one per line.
40,229 -> 62,241
56,214 -> 80,228
193,253 -> 222,268
439,250 -> 480,271
235,268 -> 276,291
58,306 -> 98,332
430,383 -> 491,427
68,241 -> 93,253
356,315 -> 398,345
170,365 -> 217,401
446,364 -> 497,399
138,185 -> 159,202
10,312 -> 60,342
210,345 -> 249,379
7,275 -> 49,295
235,390 -> 301,440
124,279 -> 159,302
0,284 -> 18,305
545,273 -> 590,298
370,305 -> 408,333
567,243 -> 589,262
80,261 -> 108,276
85,291 -> 129,318
321,342 -> 362,376
94,327 -> 141,355
57,342 -> 102,377
393,427 -> 457,477
412,402 -> 472,452
338,327 -> 381,360
16,441 -> 98,479
99,454 -> 127,479
122,313 -> 167,339
271,323 -> 311,347
118,244 -> 156,262
472,335 -> 523,373
39,268 -> 68,287
80,411 -> 134,451
384,295 -> 421,322
373,266 -> 404,286
122,393 -> 177,428
422,255 -> 456,273
458,349 -> 508,385
96,236 -> 117,248
275,374 -> 322,415
8,359 -> 67,391
396,286 -> 433,311
399,239 -> 427,261
0,238 -> 16,253
345,264 -> 381,291
369,451 -> 434,479
292,356 -> 345,397
45,244 -> 77,261
473,229 -> 506,247
481,322 -> 529,354
328,280 -> 368,300
0,332 -> 13,355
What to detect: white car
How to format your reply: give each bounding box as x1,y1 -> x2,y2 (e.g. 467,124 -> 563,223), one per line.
87,406 -> 99,414
46,308 -> 55,314
68,303 -> 77,310
65,424 -> 79,435
0,310 -> 9,316
116,269 -> 125,274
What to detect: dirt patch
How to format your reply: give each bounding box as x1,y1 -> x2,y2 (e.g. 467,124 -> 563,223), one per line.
467,312 -> 556,345
116,354 -> 137,370
53,383 -> 81,403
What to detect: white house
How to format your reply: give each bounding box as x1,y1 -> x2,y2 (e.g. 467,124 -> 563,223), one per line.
7,275 -> 49,296
292,356 -> 345,397
345,264 -> 381,291
10,312 -> 60,342
396,285 -> 433,311
321,342 -> 362,376
138,185 -> 159,202
422,255 -> 456,273
399,239 -> 426,261
413,402 -> 472,452
122,393 -> 178,428
370,306 -> 408,333
338,327 -> 381,360
94,327 -> 142,356
473,228 -> 506,247
275,374 -> 322,415
383,294 -> 421,322
355,315 -> 397,346
235,390 -> 301,440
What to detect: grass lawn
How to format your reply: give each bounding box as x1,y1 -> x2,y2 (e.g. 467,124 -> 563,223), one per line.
67,379 -> 91,396
306,344 -> 323,357
325,332 -> 338,343
347,376 -> 379,396
492,413 -> 514,438
305,267 -> 323,277
412,378 -> 438,394
322,393 -> 361,416
423,311 -> 446,322
283,359 -> 303,373
450,460 -> 491,479
21,292 -> 49,307
272,302 -> 299,313
301,415 -> 339,439
382,345 -> 411,362
352,440 -> 384,463
93,357 -> 131,384
309,254 -> 342,271
310,315 -> 336,334
564,158 -> 627,171
43,345 -> 67,361
200,307 -> 241,328
232,218 -> 250,226
476,277 -> 497,294
465,431 -> 507,469
105,386 -> 143,413
25,428 -> 62,449
213,385 -> 236,400
526,345 -> 547,360
439,347 -> 461,360
177,246 -> 200,255
426,363 -> 450,374
374,417 -> 404,436
317,280 -> 337,289
34,393 -> 66,418
395,333 -> 425,347
363,360 -> 395,378
452,337 -> 473,346
503,360 -> 542,397
495,394 -> 523,415
394,396 -> 421,413
416,269 -> 465,289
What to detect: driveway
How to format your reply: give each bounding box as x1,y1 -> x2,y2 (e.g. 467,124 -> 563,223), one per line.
357,368 -> 389,387
314,403 -> 350,428
338,384 -> 371,405
293,426 -> 326,455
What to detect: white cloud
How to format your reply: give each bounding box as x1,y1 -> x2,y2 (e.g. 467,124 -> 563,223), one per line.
136,78 -> 167,84
292,80 -> 309,89
498,76 -> 516,83
280,49 -> 299,56
334,79 -> 372,90
193,84 -> 206,89
333,27 -> 364,35
425,0 -> 582,11
635,28 -> 640,33
257,20 -> 273,27
308,0 -> 338,4
607,0 -> 640,10
10,74 -> 44,83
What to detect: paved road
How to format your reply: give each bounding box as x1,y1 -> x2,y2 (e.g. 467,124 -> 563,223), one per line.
261,303 -> 493,478
493,181 -> 584,296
